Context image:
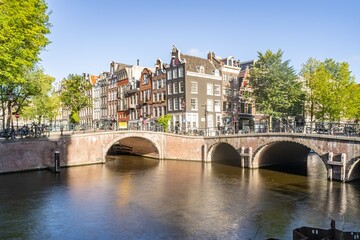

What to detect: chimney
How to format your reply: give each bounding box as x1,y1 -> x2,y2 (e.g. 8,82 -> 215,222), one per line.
207,51 -> 215,61
137,59 -> 139,66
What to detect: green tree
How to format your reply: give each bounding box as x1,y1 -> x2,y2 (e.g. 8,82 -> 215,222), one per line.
60,74 -> 92,124
249,50 -> 304,122
0,67 -> 54,128
299,58 -> 321,123
0,0 -> 51,128
300,58 -> 356,122
345,84 -> 360,121
156,114 -> 172,132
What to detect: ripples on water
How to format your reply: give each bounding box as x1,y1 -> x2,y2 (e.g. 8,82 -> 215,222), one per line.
0,154 -> 359,239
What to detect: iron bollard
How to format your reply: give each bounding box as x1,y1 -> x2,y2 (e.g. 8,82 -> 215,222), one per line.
54,151 -> 60,173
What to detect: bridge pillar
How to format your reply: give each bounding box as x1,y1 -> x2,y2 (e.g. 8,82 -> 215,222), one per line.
327,152 -> 333,181
202,144 -> 208,162
239,147 -> 253,168
240,147 -> 245,167
327,152 -> 347,182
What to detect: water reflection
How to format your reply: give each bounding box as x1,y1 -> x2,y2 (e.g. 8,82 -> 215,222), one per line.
0,154 -> 359,239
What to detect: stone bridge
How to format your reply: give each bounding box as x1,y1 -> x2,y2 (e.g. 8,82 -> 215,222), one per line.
1,131 -> 360,182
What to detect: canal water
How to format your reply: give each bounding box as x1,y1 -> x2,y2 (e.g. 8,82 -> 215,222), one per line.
1,154 -> 360,239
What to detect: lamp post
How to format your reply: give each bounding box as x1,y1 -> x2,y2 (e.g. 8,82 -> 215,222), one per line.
181,99 -> 186,133
201,103 -> 208,136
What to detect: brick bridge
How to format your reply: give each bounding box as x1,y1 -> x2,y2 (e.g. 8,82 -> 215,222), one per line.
1,131 -> 360,182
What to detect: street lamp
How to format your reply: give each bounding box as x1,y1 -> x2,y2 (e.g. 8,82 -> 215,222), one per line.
181,99 -> 186,133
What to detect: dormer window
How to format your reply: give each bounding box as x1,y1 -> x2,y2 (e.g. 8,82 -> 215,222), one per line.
197,66 -> 205,73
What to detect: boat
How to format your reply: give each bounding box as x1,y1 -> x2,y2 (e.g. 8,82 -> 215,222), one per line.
293,220 -> 360,240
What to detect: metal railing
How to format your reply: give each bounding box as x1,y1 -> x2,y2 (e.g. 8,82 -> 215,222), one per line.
1,121 -> 359,140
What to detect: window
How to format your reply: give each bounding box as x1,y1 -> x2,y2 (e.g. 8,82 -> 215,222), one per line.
214,85 -> 220,96
162,79 -> 166,88
153,80 -> 157,89
248,104 -> 252,114
158,80 -> 161,89
191,98 -> 198,111
206,99 -> 213,112
167,70 -> 172,80
180,97 -> 185,110
207,83 -> 213,95
168,84 -> 172,95
173,69 -> 178,79
173,82 -> 178,94
168,99 -> 173,111
214,100 -> 221,112
190,81 -> 198,94
179,81 -> 184,93
174,98 -> 179,110
179,67 -> 184,77
143,74 -> 149,84
207,113 -> 214,129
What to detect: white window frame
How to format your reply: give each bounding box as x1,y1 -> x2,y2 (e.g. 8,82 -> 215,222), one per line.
167,70 -> 172,80
179,81 -> 184,93
207,83 -> 213,95
179,67 -> 184,77
173,69 -> 178,79
174,98 -> 179,110
190,81 -> 198,94
168,99 -> 173,111
191,98 -> 198,111
214,100 -> 221,112
214,84 -> 220,96
173,82 -> 178,94
206,99 -> 213,112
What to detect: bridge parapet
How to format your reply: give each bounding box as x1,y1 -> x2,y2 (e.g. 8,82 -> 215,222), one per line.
1,131 -> 360,182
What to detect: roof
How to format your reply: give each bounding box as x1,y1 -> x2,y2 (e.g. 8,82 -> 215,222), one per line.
180,53 -> 221,75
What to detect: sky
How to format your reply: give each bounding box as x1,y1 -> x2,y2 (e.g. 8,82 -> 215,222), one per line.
40,0 -> 360,83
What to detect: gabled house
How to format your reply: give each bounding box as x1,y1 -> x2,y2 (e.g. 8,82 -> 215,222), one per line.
151,58 -> 167,122
166,46 -> 222,134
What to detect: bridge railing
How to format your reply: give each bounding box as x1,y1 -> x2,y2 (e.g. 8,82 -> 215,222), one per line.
1,121 -> 359,140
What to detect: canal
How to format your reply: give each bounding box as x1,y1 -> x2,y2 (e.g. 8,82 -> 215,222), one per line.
0,154 -> 360,239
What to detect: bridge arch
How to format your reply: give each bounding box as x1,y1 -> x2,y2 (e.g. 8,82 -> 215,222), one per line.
207,142 -> 241,166
347,158 -> 360,181
103,135 -> 161,160
252,139 -> 325,169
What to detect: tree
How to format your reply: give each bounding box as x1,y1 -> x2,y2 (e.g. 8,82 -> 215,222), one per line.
24,93 -> 61,125
299,58 -> 321,123
156,114 -> 172,132
0,0 -> 51,128
249,50 -> 304,123
60,74 -> 92,124
0,67 -> 55,129
300,58 -> 356,122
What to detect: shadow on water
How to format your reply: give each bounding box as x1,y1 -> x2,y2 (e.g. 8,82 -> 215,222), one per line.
105,155 -> 159,173
262,152 -> 327,178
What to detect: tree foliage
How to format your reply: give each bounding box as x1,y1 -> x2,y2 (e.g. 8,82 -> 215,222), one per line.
0,0 -> 51,128
156,114 -> 172,132
249,49 -> 304,119
0,0 -> 51,84
300,58 -> 356,122
60,74 -> 92,124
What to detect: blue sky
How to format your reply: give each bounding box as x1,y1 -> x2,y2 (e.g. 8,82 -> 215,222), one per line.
40,0 -> 360,82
